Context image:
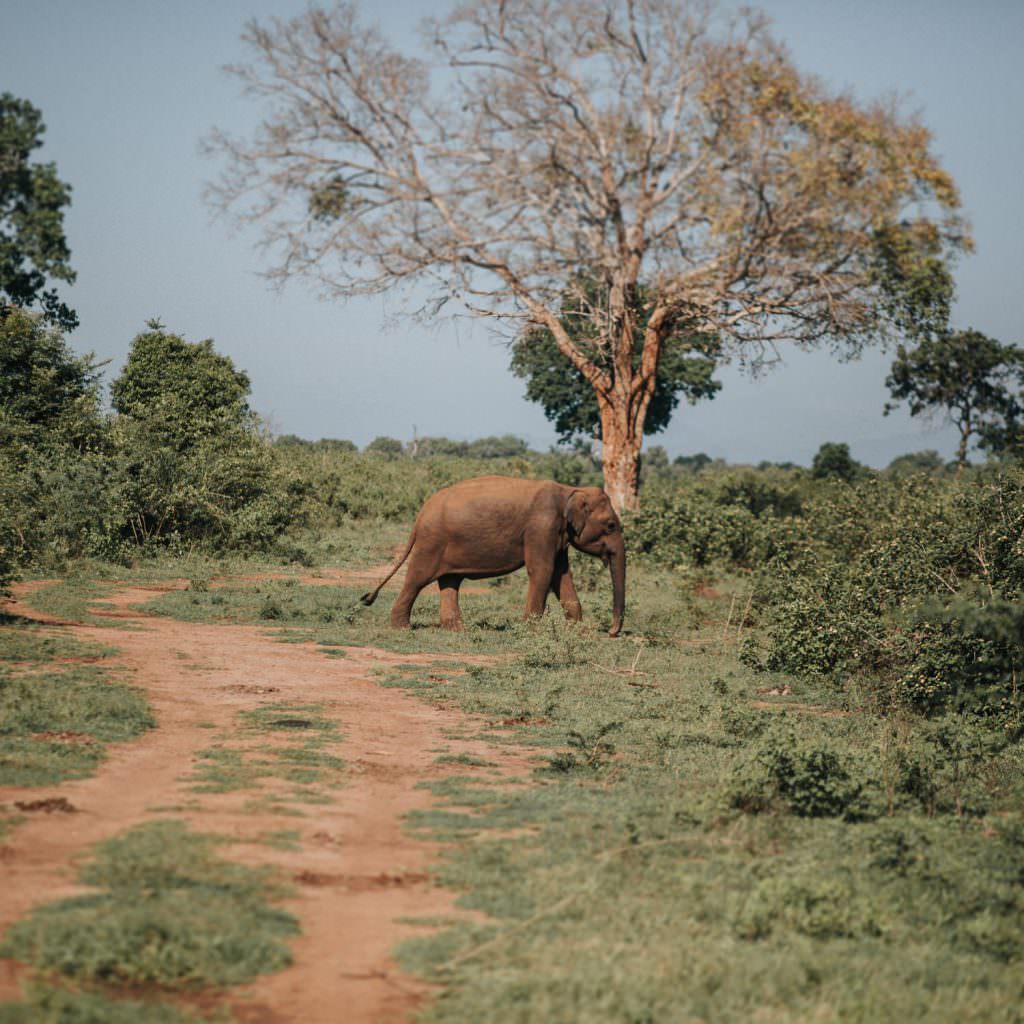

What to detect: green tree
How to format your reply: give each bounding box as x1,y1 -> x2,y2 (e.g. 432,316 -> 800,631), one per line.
0,94 -> 77,330
466,435 -> 530,459
885,450 -> 947,478
0,308 -> 104,454
511,279 -> 720,447
811,442 -> 865,483
110,323 -> 293,548
111,320 -> 252,437
0,309 -> 112,578
885,330 -> 1024,474
364,436 -> 405,459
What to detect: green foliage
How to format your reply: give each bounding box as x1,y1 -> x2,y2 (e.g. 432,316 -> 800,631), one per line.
0,309 -> 111,578
729,729 -> 867,819
886,329 -> 1024,466
746,472 -> 1024,721
885,449 -> 948,477
869,219 -> 956,344
811,441 -> 867,482
627,468 -> 804,568
1,820 -> 298,988
364,435 -> 405,458
735,872 -> 878,940
0,93 -> 77,330
111,320 -> 251,427
0,308 -> 104,451
1,316 -> 301,573
411,434 -> 531,459
108,323 -> 297,550
0,985 -> 203,1024
511,277 -> 720,443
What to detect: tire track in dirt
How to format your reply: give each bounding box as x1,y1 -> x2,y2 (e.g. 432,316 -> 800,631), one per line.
0,579 -> 535,1023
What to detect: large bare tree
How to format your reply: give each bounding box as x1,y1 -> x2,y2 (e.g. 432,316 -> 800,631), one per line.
209,0 -> 967,511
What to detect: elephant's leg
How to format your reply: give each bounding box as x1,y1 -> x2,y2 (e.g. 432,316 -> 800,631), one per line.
389,549 -> 438,629
550,549 -> 583,623
523,548 -> 555,620
437,574 -> 464,631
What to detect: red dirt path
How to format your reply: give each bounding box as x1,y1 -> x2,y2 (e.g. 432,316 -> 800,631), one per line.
0,577 -> 533,1023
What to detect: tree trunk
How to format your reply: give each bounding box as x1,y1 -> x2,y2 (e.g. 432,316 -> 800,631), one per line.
599,399 -> 643,514
956,410 -> 971,478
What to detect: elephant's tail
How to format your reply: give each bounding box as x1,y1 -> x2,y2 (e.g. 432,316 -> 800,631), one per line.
360,529 -> 416,606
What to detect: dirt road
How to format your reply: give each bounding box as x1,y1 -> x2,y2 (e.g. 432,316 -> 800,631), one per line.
0,579 -> 532,1023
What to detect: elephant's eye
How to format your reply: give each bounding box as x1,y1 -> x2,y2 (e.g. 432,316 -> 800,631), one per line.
606,521 -> 618,532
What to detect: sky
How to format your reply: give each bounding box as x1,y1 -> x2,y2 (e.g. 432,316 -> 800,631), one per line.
3,0 -> 1023,466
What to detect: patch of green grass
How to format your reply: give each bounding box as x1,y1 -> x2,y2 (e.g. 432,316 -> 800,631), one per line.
1,820 -> 299,989
185,703 -> 344,799
0,984 -> 207,1024
23,578 -> 128,627
256,828 -> 302,851
434,753 -> 498,768
0,621 -> 153,785
0,618 -> 116,663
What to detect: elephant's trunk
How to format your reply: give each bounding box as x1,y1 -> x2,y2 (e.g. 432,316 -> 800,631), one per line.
608,541 -> 626,637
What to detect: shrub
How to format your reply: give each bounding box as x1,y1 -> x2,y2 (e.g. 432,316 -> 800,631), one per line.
627,468 -> 804,568
107,324 -> 298,551
745,471 -> 1024,720
728,730 -> 867,819
0,309 -> 111,573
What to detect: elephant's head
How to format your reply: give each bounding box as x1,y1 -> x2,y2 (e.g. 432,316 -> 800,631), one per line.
566,487 -> 626,637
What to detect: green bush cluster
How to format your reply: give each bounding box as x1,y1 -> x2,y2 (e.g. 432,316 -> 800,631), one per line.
728,728 -> 867,819
745,472 -> 1024,720
626,468 -> 805,568
0,312 -> 299,580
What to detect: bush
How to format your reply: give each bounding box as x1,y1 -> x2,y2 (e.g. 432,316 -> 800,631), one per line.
626,468 -> 804,568
728,730 -> 867,820
0,308 -> 111,573
107,324 -> 298,551
745,472 -> 1024,721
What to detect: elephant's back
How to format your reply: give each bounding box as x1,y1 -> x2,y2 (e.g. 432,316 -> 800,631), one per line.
422,476 -> 557,531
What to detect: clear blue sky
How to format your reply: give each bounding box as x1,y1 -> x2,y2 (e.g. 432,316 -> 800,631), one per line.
4,0 -> 1022,466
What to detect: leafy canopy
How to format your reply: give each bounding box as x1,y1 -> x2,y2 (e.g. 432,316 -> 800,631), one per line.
0,307 -> 104,454
0,94 -> 77,330
885,330 -> 1024,465
109,323 -> 292,549
811,442 -> 866,483
511,279 -> 720,444
111,320 -> 252,439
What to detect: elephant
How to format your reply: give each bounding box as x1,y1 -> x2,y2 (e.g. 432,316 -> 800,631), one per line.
360,475 -> 625,636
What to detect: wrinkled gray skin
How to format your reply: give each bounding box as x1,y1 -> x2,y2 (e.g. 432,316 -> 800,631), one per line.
361,476 -> 625,636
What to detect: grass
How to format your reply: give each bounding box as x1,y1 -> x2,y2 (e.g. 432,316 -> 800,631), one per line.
0,616 -> 116,663
136,526 -> 1024,1022
0,623 -> 153,786
1,819 -> 299,989
0,984 -> 210,1024
185,702 -> 344,799
22,578 -> 129,628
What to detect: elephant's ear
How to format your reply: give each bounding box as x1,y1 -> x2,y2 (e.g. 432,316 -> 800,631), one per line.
566,490 -> 589,537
